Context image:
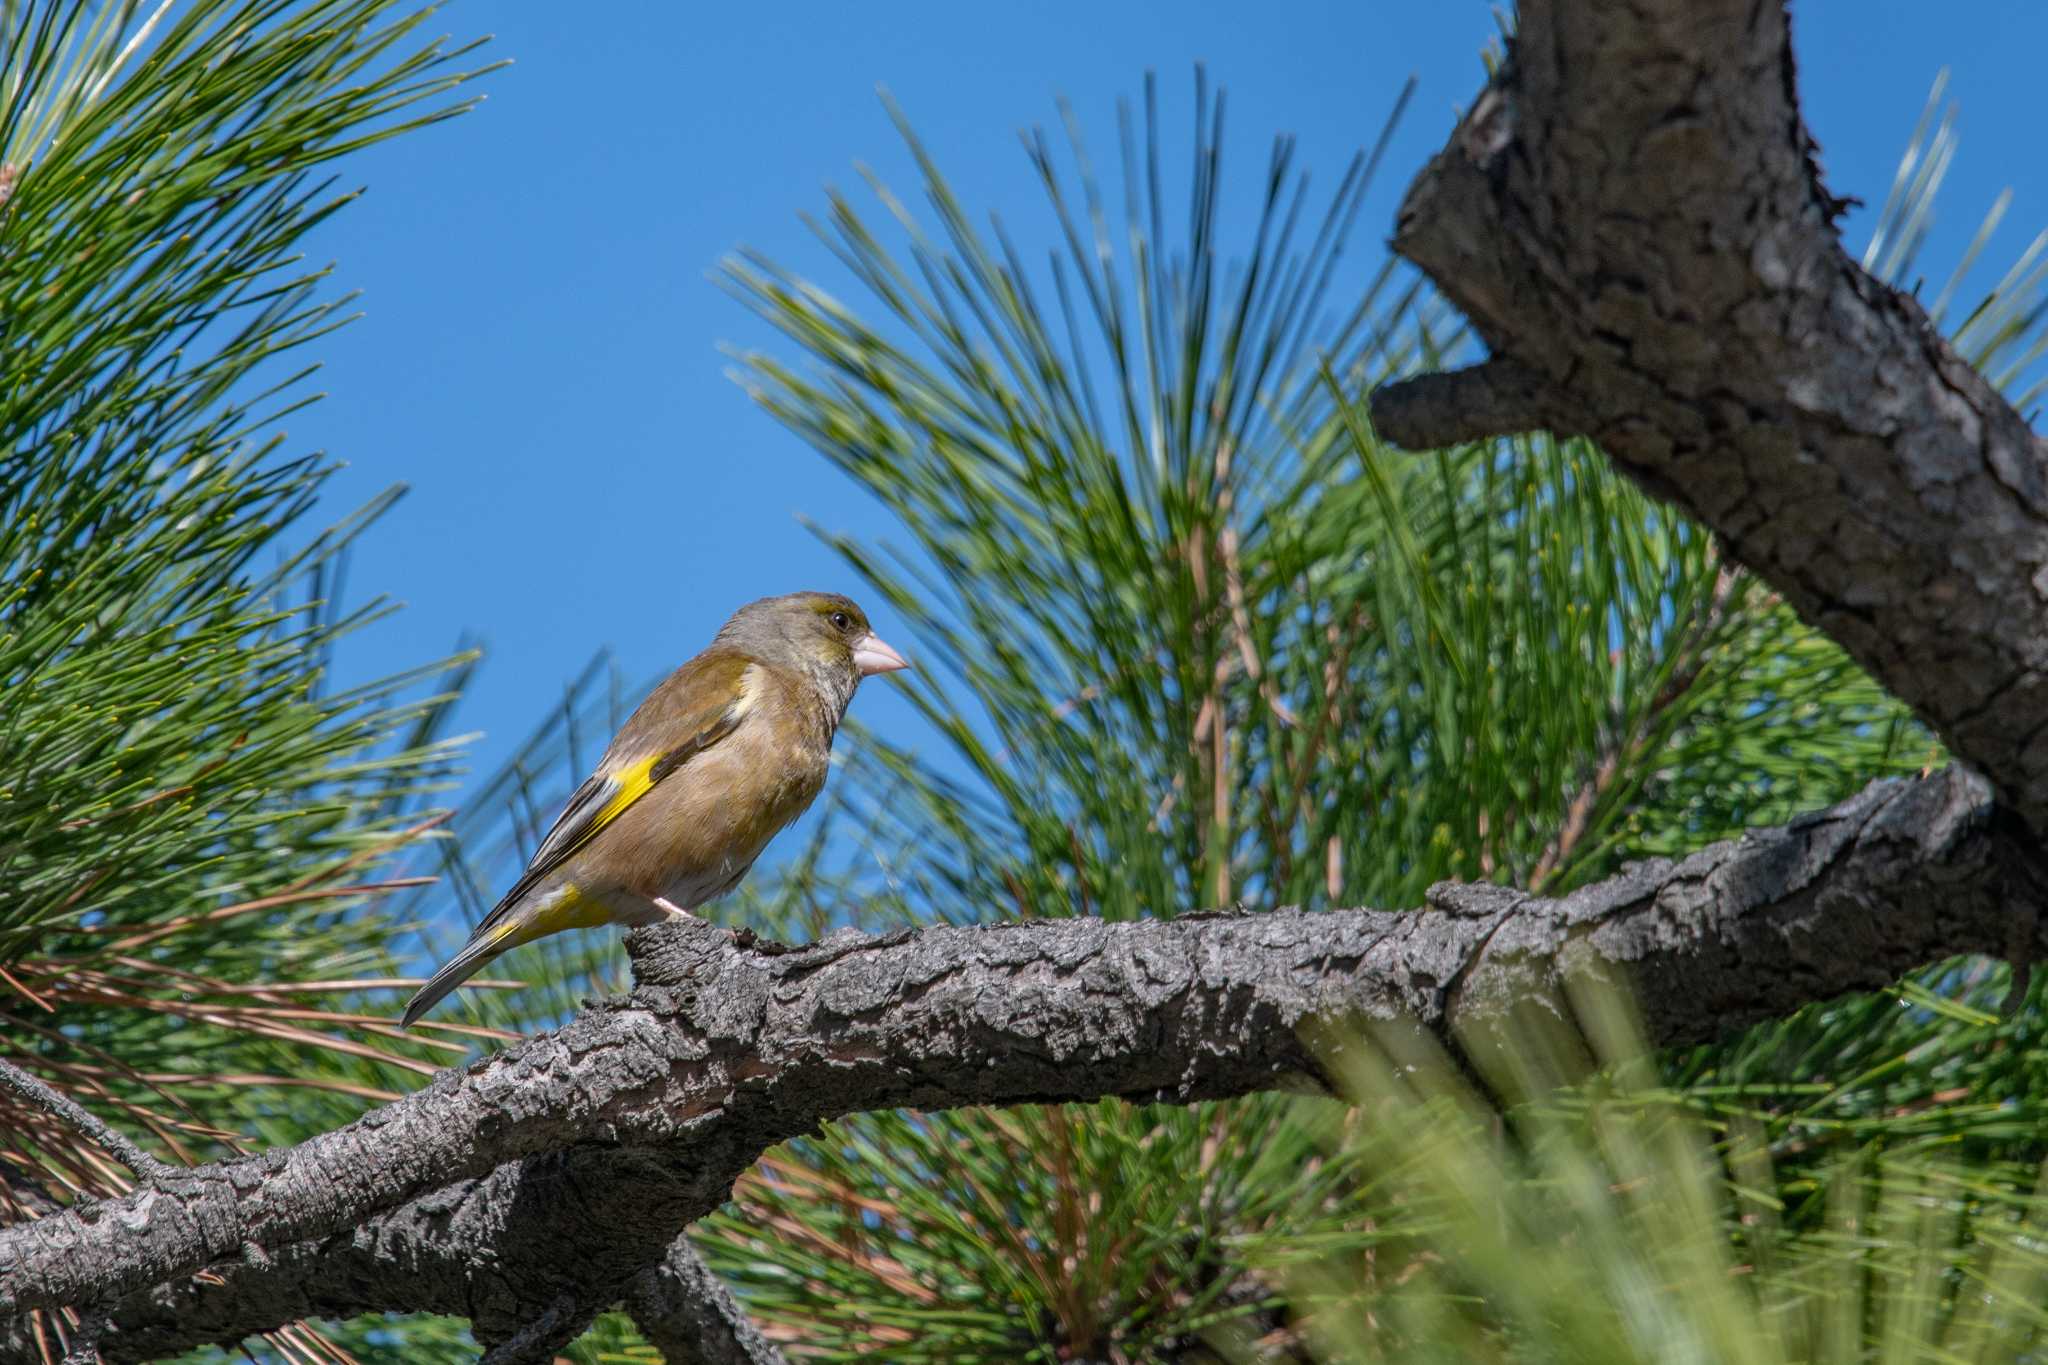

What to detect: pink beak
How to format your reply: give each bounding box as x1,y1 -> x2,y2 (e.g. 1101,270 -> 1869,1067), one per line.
852,632 -> 910,677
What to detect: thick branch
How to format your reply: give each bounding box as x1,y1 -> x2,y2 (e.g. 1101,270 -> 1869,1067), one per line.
10,1146 -> 740,1363
1368,0 -> 2048,829
4,1147 -> 777,1362
0,767 -> 2031,1348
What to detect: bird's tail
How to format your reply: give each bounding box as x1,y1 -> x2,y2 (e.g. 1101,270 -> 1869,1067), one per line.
401,918 -> 520,1028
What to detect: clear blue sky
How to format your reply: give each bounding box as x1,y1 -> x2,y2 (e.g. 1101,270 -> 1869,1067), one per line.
293,1 -> 2048,853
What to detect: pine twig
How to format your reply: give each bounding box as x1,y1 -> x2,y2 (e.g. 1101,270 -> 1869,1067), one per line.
0,1058 -> 173,1183
475,1294 -> 584,1365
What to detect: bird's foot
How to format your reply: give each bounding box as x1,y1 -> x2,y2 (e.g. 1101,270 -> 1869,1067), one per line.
651,897 -> 700,922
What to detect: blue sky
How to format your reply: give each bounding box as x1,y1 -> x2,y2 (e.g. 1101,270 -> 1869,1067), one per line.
294,0 -> 2048,867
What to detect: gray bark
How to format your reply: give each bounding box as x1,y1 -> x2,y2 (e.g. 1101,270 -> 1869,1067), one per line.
625,1241 -> 791,1365
4,766 -> 2038,1359
0,1064 -> 171,1185
1368,0 -> 2048,831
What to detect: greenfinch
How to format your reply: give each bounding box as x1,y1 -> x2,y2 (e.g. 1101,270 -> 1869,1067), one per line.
401,592 -> 908,1027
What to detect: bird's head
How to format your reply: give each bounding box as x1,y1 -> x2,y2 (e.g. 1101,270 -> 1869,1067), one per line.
717,591 -> 909,698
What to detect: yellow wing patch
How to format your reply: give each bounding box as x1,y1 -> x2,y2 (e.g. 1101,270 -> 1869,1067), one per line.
578,754 -> 660,851
563,668 -> 758,860
471,661 -> 757,934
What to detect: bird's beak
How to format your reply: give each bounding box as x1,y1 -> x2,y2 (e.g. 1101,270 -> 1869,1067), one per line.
852,632 -> 910,677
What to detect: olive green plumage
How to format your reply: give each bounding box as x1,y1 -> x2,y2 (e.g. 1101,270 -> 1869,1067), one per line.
401,592 -> 908,1027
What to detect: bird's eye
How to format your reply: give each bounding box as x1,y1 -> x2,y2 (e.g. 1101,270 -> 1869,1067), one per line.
830,611 -> 852,631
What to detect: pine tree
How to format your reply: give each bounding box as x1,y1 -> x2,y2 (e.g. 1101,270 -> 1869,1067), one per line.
395,61 -> 2048,1364
13,4 -> 2048,1357
0,3 -> 495,1359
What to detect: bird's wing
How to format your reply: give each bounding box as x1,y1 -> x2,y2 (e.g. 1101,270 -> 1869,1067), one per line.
472,652 -> 757,934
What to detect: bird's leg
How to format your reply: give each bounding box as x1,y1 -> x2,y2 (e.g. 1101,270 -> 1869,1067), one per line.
648,895 -> 751,950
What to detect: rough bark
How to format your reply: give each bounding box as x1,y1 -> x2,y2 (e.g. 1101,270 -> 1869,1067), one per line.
3,766 -> 2036,1358
21,1146 -> 735,1362
625,1241 -> 791,1365
1368,0 -> 2048,831
0,1064 -> 171,1186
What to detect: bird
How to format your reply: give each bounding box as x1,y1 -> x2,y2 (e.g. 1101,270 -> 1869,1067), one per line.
400,591 -> 909,1027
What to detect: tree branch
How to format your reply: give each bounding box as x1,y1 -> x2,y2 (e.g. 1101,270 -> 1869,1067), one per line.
7,1144 -> 742,1363
475,1294 -> 591,1365
1371,358 -> 1578,450
0,1060 -> 172,1185
2,766 -> 2034,1354
625,1239 -> 790,1365
1367,0 -> 2048,830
